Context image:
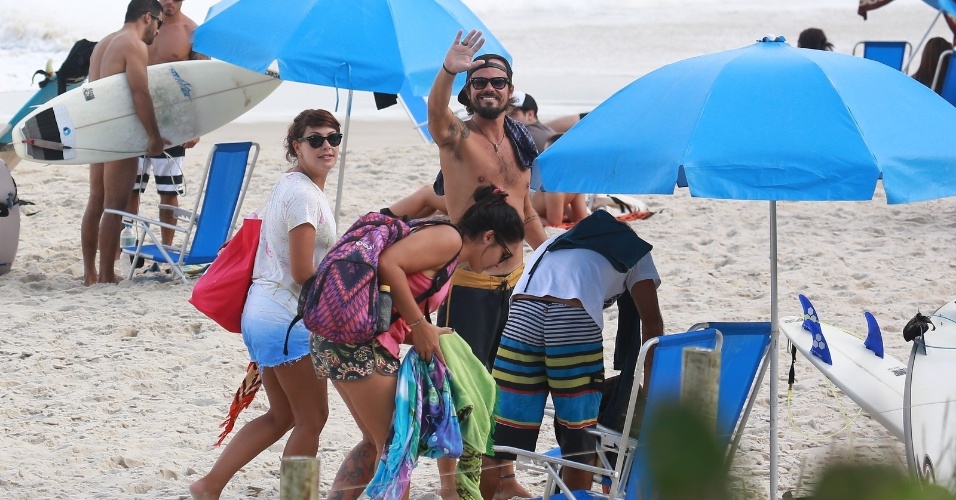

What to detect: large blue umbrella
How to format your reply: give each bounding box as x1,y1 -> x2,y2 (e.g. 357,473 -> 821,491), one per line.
193,0 -> 510,222
537,36 -> 956,497
194,0 -> 507,97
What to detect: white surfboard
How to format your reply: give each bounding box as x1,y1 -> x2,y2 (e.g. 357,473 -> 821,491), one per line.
11,60 -> 280,165
0,158 -> 20,276
904,299 -> 956,492
780,294 -> 908,440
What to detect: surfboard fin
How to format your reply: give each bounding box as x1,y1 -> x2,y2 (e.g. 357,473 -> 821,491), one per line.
799,294 -> 832,365
863,311 -> 885,358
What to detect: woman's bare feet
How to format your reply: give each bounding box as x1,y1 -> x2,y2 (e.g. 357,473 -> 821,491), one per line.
188,479 -> 220,500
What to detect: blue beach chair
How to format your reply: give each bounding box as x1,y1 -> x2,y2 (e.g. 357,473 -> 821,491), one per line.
105,142 -> 258,283
932,49 -> 956,107
852,41 -> 912,71
499,322 -> 771,499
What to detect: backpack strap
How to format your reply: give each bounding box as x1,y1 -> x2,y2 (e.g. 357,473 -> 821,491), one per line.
283,274 -> 316,355
389,220 -> 461,324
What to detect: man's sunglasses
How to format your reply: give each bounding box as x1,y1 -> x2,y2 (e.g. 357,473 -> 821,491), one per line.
470,77 -> 510,90
148,13 -> 164,29
495,236 -> 514,265
297,133 -> 344,148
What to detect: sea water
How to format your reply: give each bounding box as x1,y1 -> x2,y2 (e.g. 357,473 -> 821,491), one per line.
1,0 -> 951,125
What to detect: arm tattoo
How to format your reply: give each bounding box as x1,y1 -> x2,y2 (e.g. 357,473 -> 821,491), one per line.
524,214 -> 540,225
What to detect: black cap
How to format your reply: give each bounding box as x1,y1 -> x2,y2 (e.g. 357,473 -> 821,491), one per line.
457,54 -> 512,107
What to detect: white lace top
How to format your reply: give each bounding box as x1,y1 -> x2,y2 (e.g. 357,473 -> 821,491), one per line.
252,172 -> 336,313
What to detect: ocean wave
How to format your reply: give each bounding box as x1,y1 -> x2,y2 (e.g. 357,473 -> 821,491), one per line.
0,13 -> 78,52
467,0 -> 641,13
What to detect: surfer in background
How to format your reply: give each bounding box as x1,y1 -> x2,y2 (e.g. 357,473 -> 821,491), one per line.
81,0 -> 168,285
127,0 -> 209,254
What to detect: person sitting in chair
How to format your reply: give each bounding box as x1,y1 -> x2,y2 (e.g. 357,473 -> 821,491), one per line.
911,37 -> 953,94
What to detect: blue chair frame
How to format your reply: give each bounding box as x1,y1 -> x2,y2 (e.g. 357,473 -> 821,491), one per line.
932,49 -> 956,107
105,142 -> 258,283
852,41 -> 913,71
499,322 -> 771,500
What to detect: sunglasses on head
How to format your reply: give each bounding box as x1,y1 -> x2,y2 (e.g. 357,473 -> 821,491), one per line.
297,133 -> 343,148
470,77 -> 510,90
148,13 -> 164,28
495,236 -> 514,265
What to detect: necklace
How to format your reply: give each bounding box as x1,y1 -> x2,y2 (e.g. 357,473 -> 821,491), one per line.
474,124 -> 505,153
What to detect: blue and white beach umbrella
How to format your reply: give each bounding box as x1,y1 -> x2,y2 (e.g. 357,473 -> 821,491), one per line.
537,35 -> 956,498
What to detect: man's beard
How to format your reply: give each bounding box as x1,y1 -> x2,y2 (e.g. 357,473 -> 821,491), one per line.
474,102 -> 506,120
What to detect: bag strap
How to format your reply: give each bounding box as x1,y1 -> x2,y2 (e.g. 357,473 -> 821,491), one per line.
389,221 -> 462,324
283,274 -> 316,356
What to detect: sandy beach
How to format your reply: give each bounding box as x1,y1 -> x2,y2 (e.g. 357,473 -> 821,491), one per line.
3,1 -> 956,499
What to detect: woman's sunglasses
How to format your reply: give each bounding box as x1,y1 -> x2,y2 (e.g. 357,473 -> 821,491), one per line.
470,77 -> 510,90
297,133 -> 344,148
495,236 -> 514,265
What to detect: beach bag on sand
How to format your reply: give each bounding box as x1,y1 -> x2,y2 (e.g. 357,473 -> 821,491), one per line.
189,215 -> 261,333
285,212 -> 456,350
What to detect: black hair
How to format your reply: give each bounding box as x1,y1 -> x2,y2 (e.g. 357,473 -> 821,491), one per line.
457,185 -> 524,244
912,37 -> 953,91
125,0 -> 162,23
797,28 -> 833,51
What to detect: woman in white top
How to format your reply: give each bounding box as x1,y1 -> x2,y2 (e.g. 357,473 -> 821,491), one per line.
191,109 -> 340,499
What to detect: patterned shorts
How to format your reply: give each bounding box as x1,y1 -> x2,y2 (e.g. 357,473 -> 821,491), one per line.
310,335 -> 400,381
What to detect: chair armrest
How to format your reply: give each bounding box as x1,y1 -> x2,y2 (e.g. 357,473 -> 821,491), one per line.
104,208 -> 187,234
494,446 -> 617,479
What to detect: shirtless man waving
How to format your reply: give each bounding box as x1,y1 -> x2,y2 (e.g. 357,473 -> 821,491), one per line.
127,0 -> 208,251
428,29 -> 547,500
428,29 -> 547,370
82,0 -> 168,285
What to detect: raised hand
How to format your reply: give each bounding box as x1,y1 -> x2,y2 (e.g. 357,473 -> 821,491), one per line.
443,29 -> 486,75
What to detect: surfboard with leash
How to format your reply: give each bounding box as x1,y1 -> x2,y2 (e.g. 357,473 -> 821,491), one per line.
780,294 -> 907,440
11,60 -> 281,165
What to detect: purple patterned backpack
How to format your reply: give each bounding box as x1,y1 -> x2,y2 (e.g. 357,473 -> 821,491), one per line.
284,212 -> 456,350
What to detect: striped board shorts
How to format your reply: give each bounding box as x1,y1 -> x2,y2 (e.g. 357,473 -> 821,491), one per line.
135,145 -> 186,195
491,299 -> 604,463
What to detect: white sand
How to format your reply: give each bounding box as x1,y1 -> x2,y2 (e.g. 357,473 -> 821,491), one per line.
3,2 -> 956,498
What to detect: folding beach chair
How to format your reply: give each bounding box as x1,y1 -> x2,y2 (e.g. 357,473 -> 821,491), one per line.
105,142 -> 259,283
852,41 -> 912,71
932,49 -> 956,107
499,322 -> 771,500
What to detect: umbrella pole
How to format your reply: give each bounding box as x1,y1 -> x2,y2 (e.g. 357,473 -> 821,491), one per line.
769,201 -> 779,499
333,89 -> 354,227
